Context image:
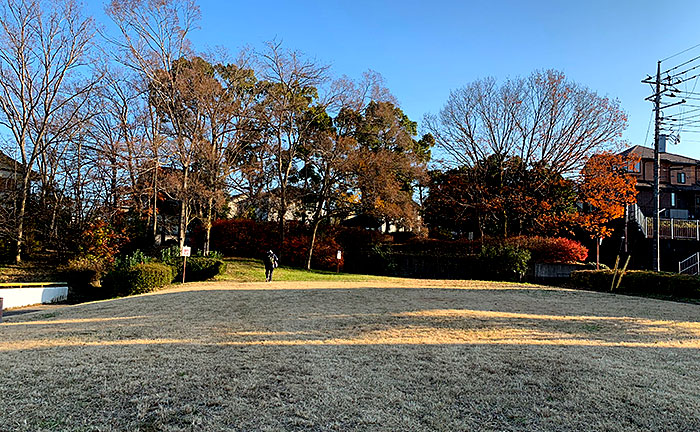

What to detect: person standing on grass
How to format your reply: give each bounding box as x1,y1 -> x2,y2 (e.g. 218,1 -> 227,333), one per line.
264,250 -> 279,282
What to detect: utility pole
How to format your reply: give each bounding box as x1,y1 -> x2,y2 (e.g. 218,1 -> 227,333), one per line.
653,61 -> 661,272
642,47 -> 697,270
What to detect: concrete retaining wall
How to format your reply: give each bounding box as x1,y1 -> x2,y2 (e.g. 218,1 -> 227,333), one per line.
0,286 -> 68,309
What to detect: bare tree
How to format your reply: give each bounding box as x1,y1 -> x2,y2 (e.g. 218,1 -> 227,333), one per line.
256,41 -> 330,256
425,70 -> 628,175
0,0 -> 96,262
194,58 -> 259,255
106,0 -> 200,250
86,68 -> 152,221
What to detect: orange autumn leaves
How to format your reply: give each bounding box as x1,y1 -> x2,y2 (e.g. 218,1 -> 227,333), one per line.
578,152 -> 639,239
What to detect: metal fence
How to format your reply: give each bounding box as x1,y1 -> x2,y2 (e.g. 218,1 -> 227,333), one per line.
644,217 -> 700,240
679,252 -> 700,275
628,204 -> 648,237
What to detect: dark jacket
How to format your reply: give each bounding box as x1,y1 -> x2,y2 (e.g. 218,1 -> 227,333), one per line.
264,251 -> 278,270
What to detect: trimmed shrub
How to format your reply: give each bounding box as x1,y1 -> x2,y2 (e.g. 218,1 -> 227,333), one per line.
102,262 -> 174,296
477,245 -> 531,281
172,257 -> 227,282
570,270 -> 700,298
504,236 -> 588,263
59,257 -> 106,301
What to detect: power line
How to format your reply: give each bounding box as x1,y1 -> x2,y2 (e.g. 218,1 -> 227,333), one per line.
644,109 -> 653,146
661,42 -> 700,62
663,54 -> 700,75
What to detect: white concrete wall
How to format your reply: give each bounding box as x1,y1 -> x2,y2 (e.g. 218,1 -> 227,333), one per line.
0,286 -> 68,309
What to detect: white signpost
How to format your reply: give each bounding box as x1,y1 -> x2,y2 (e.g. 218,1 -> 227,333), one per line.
181,246 -> 191,283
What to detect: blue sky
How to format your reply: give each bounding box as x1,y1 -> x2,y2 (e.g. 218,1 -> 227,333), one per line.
91,0 -> 700,159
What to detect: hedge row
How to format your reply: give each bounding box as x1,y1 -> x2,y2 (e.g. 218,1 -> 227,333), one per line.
570,270 -> 700,298
91,257 -> 226,298
171,257 -> 227,282
102,262 -> 174,296
502,236 -> 588,263
347,244 -> 532,282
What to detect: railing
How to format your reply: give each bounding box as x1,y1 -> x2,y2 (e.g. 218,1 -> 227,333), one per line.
645,218 -> 700,240
679,252 -> 700,275
628,204 -> 648,237
629,204 -> 700,240
0,282 -> 67,288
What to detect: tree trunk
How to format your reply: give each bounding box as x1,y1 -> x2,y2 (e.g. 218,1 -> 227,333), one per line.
178,170 -> 189,250
204,196 -> 213,256
278,186 -> 286,259
151,165 -> 158,243
306,219 -> 321,270
14,174 -> 30,263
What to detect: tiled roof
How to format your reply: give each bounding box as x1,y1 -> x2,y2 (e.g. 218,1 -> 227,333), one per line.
621,145 -> 700,164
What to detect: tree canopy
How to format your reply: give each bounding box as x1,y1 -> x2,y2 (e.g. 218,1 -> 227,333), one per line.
425,70 -> 628,175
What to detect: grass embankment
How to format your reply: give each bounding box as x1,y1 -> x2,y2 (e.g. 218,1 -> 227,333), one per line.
218,257 -> 388,283
0,261 -> 62,283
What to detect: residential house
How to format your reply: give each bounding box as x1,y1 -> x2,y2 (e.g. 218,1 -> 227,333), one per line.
621,143 -> 700,220
0,151 -> 22,198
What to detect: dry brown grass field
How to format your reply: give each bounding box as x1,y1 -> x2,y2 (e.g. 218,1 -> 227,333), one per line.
1,279 -> 699,431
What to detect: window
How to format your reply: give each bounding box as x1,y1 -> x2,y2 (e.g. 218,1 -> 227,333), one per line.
632,161 -> 641,172
671,192 -> 676,207
678,172 -> 686,184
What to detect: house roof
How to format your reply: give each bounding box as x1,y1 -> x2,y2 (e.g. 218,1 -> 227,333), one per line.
621,145 -> 700,165
0,150 -> 20,169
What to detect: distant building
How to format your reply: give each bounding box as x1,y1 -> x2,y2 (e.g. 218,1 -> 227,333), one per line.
621,144 -> 700,220
0,151 -> 22,198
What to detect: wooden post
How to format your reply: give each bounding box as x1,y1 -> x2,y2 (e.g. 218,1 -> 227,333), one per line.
596,238 -> 600,270
182,255 -> 187,283
696,220 -> 698,240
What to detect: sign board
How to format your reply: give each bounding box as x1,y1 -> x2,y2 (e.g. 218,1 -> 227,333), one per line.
337,250 -> 342,260
468,232 -> 474,241
181,246 -> 191,257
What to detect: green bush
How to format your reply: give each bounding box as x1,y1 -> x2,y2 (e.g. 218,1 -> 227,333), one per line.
113,249 -> 151,270
102,262 -> 174,296
59,257 -> 106,301
477,245 -> 531,281
159,245 -> 181,264
172,257 -> 227,282
570,270 -> 700,298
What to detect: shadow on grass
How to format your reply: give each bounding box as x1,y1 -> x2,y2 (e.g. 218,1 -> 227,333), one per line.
2,285 -> 698,352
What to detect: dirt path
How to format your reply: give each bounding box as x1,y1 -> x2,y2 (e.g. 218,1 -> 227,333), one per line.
1,279 -> 698,431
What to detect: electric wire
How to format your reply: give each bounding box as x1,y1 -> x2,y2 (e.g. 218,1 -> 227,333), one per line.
644,109 -> 653,146
661,42 -> 700,63
666,60 -> 700,78
662,54 -> 700,75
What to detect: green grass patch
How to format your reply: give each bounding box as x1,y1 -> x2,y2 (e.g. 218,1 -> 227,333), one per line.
218,257 -> 389,283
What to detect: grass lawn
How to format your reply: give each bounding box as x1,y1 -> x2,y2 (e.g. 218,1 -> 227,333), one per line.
1,277 -> 699,431
218,257 -> 389,283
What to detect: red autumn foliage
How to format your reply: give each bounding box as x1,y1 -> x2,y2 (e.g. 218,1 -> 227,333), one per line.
209,219 -> 343,270
504,236 -> 588,263
77,220 -> 128,266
